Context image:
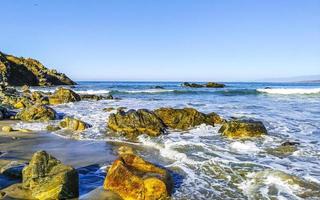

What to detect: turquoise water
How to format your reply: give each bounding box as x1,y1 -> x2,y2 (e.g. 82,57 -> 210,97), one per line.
17,81 -> 320,199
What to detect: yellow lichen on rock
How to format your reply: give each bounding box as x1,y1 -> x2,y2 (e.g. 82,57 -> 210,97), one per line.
59,117 -> 90,131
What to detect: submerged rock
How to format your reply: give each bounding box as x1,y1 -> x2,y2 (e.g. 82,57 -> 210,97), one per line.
154,107 -> 220,130
219,119 -> 267,139
104,151 -> 172,200
0,51 -> 76,86
242,169 -> 320,199
59,117 -> 91,131
108,109 -> 166,137
48,87 -> 81,105
16,104 -> 56,121
22,150 -> 79,199
267,141 -> 299,157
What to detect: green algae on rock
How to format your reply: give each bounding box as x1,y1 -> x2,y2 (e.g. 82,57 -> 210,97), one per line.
0,51 -> 76,86
154,107 -> 222,130
219,119 -> 267,139
59,117 -> 91,131
108,109 -> 166,137
22,151 -> 79,199
48,87 -> 81,105
104,149 -> 172,200
16,104 -> 56,121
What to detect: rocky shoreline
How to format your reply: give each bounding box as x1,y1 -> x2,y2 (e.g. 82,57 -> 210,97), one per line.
0,52 -> 313,199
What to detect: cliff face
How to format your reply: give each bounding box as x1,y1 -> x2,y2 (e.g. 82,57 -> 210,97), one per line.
0,51 -> 76,86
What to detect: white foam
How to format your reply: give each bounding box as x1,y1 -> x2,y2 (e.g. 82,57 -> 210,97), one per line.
74,89 -> 110,94
124,89 -> 174,93
257,88 -> 320,94
230,141 -> 260,153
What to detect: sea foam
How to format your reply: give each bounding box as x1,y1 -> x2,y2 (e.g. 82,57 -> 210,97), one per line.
257,88 -> 320,94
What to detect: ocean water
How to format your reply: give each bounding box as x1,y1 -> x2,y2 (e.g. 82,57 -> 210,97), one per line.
15,81 -> 320,200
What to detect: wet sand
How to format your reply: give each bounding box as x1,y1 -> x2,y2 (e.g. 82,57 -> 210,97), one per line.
0,120 -> 119,198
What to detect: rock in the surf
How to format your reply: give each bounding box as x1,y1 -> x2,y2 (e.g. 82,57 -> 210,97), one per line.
107,109 -> 166,137
205,82 -> 225,88
0,51 -> 76,86
48,87 -> 81,105
59,117 -> 91,131
16,104 -> 56,121
154,107 -> 222,130
104,151 -> 172,200
182,82 -> 204,88
182,82 -> 225,88
219,119 -> 267,139
22,151 -> 79,199
266,141 -> 299,157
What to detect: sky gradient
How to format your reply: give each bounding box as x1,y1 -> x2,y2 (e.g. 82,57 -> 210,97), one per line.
1,0 -> 319,81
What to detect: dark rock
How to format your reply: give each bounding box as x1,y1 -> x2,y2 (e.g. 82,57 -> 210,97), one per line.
182,82 -> 225,88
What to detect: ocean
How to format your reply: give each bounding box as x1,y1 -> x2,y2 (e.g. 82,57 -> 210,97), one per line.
14,81 -> 320,199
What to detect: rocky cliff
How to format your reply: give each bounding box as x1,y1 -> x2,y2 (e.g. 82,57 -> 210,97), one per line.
0,51 -> 76,86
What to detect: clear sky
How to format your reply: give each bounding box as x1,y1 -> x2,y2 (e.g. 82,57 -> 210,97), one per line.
1,0 -> 319,81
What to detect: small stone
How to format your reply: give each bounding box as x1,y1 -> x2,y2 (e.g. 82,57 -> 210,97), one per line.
2,126 -> 13,132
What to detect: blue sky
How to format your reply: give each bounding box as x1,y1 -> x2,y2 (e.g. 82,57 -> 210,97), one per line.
1,0 -> 319,81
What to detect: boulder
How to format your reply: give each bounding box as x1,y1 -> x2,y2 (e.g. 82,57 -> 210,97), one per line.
59,117 -> 91,131
219,119 -> 267,139
16,104 -> 56,121
22,151 -> 79,199
48,87 -> 81,105
0,51 -> 76,86
108,109 -> 165,137
104,152 -> 172,200
154,107 -> 220,130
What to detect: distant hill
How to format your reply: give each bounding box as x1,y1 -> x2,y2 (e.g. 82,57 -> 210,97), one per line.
0,51 -> 76,86
260,75 -> 320,83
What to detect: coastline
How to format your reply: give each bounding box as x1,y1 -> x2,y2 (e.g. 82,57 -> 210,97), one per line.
0,120 -> 119,199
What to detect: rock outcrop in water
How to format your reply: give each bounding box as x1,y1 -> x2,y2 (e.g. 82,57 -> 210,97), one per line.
16,104 -> 56,121
182,82 -> 225,88
59,117 -> 91,131
48,87 -> 81,105
22,151 -> 79,199
219,119 -> 267,139
108,107 -> 224,137
108,109 -> 166,137
104,146 -> 172,200
154,107 -> 223,130
0,51 -> 76,86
